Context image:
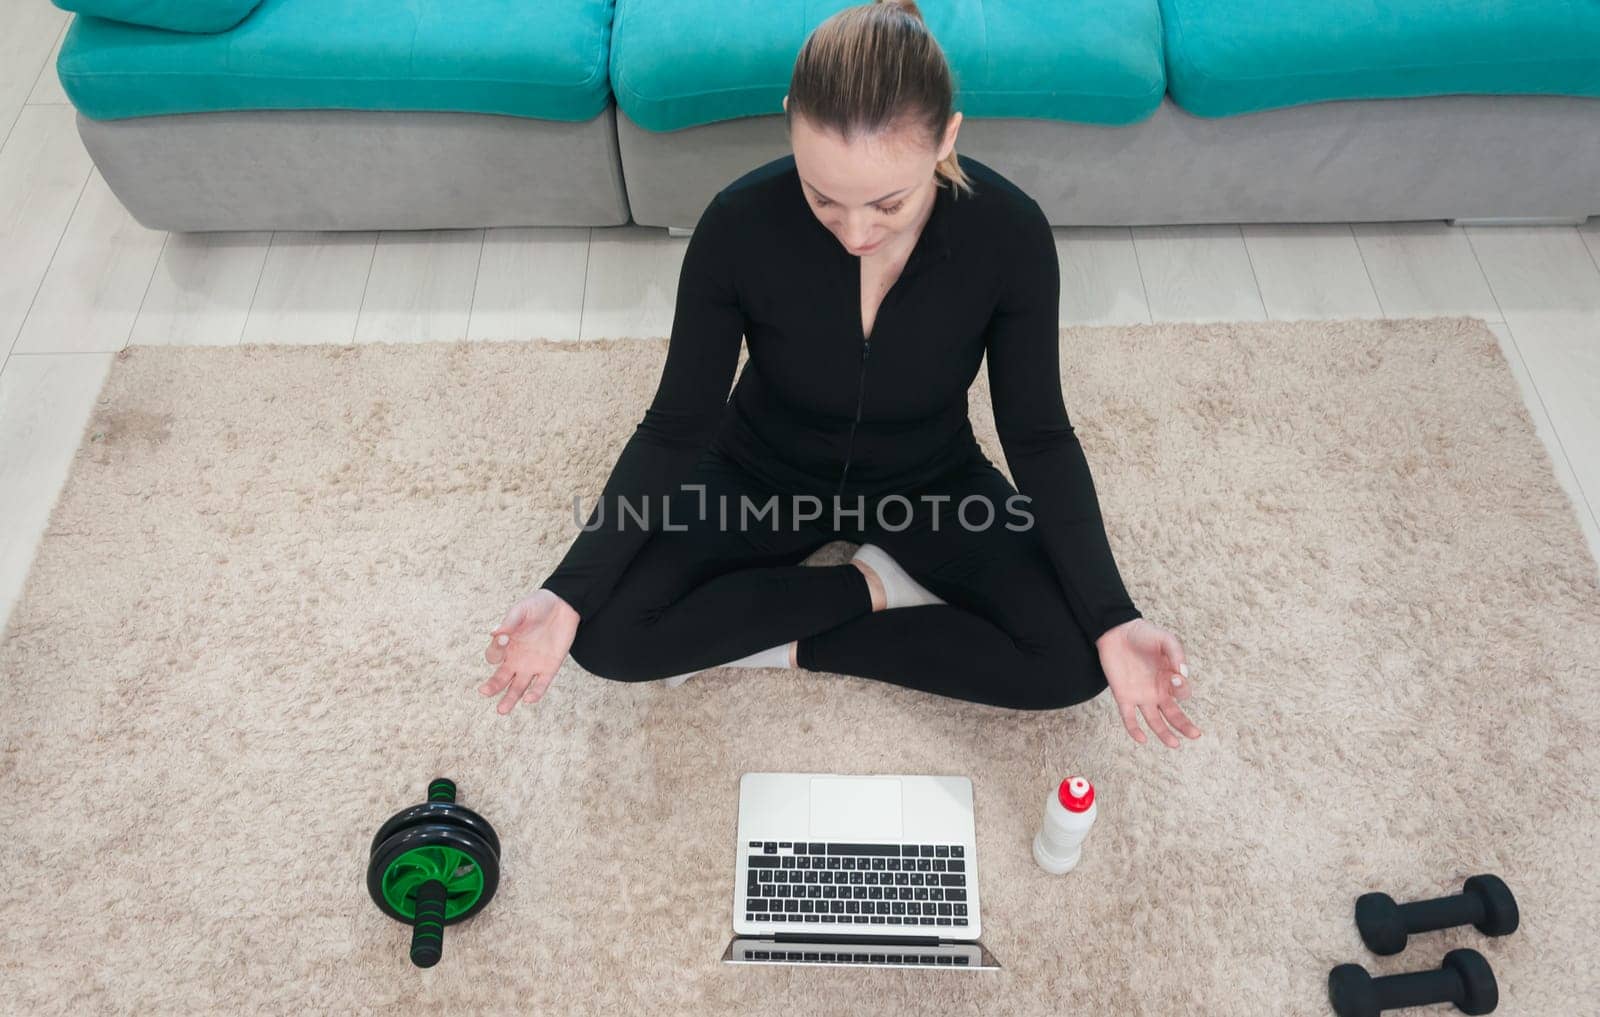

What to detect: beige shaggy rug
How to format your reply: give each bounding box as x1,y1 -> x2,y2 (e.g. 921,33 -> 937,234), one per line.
2,317 -> 1598,1016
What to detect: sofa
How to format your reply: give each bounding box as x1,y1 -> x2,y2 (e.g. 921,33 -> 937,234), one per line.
53,0 -> 1600,233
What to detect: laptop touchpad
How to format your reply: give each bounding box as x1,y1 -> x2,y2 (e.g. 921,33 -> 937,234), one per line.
809,777 -> 903,841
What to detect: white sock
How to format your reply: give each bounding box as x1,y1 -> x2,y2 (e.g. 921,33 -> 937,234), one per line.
725,642 -> 793,669
662,641 -> 794,687
850,542 -> 946,609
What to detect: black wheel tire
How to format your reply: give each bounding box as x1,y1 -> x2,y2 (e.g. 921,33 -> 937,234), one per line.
367,823 -> 501,926
369,801 -> 501,864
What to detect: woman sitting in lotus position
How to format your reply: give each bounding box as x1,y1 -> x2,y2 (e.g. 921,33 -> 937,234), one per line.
481,0 -> 1200,749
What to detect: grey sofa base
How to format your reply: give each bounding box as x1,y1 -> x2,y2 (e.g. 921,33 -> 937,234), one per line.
77,107 -> 631,232
619,94 -> 1600,230
77,94 -> 1600,232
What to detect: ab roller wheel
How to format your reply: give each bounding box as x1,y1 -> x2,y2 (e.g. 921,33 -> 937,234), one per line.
367,778 -> 500,968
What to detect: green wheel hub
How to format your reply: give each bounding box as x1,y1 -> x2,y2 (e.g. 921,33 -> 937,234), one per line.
381,845 -> 487,921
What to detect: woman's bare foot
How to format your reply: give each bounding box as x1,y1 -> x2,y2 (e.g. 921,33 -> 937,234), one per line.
852,559 -> 887,612
789,640 -> 799,667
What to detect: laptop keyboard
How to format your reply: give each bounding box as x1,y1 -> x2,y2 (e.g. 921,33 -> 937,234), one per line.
743,841 -> 970,928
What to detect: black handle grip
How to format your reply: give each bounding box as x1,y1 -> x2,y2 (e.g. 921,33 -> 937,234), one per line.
410,879 -> 447,968
1402,891 -> 1481,934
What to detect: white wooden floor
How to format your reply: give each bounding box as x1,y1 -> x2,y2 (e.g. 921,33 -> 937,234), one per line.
4,5 -> 1600,632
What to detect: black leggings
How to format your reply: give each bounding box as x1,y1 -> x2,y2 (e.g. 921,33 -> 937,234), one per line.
566,447 -> 1111,711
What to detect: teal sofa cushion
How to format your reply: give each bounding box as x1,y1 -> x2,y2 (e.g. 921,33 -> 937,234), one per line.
1160,0 -> 1600,117
612,0 -> 1165,131
53,0 -> 261,34
59,0 -> 614,121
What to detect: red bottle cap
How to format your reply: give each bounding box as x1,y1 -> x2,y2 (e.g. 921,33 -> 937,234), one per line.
1058,776 -> 1095,812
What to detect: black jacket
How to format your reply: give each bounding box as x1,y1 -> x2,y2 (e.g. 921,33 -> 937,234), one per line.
541,153 -> 1141,641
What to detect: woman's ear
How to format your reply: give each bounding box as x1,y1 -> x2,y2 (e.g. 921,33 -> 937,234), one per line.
939,112 -> 962,159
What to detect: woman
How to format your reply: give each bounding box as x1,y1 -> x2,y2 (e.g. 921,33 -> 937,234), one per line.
481,0 -> 1201,748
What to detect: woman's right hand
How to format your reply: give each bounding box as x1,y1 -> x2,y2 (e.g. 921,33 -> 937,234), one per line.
480,588 -> 580,714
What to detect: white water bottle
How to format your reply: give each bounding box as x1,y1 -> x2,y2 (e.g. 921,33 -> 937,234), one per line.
1033,775 -> 1097,874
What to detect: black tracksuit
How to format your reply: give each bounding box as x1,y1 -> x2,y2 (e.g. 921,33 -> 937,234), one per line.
540,153 -> 1141,709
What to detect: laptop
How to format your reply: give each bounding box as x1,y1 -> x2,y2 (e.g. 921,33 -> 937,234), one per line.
721,772 -> 1002,970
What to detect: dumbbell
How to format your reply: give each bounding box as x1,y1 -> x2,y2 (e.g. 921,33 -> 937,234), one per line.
1329,948 -> 1497,1017
1356,874 -> 1517,956
367,778 -> 501,968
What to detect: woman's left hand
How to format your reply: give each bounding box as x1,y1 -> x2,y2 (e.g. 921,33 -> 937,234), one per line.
1095,617 -> 1202,749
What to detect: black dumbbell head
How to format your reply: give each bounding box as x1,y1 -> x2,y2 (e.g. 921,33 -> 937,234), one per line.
1443,948 -> 1498,1016
1463,875 -> 1518,938
1355,892 -> 1406,956
1328,962 -> 1379,1017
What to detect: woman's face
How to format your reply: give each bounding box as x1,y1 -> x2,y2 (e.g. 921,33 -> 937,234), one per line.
784,96 -> 960,257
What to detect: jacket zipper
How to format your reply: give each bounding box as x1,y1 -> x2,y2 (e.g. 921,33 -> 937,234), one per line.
835,337 -> 871,497
835,223 -> 942,497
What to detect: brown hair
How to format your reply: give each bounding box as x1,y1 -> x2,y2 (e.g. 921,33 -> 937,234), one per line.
785,0 -> 973,199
